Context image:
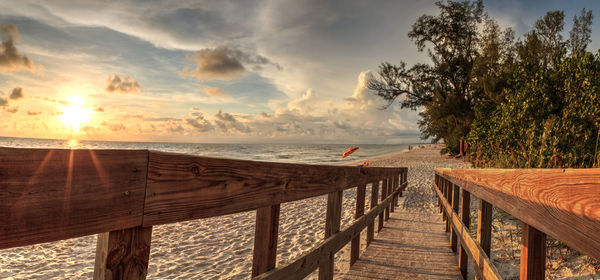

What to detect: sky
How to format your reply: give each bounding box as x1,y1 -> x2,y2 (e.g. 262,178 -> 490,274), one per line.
1,0 -> 600,144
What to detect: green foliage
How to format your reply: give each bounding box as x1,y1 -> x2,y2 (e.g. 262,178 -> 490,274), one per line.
469,13 -> 600,169
369,1 -> 599,165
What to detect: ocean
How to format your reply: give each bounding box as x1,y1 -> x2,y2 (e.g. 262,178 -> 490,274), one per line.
0,136 -> 413,165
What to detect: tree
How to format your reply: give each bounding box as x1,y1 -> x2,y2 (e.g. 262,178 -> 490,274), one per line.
368,0 -> 499,154
569,8 -> 594,55
468,9 -> 599,168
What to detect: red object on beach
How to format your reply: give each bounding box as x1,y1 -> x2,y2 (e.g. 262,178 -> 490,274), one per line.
341,146 -> 359,158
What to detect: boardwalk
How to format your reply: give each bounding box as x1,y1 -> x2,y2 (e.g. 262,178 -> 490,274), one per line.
342,203 -> 462,279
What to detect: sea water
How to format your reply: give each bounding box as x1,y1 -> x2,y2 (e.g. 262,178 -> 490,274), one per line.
0,136 -> 413,165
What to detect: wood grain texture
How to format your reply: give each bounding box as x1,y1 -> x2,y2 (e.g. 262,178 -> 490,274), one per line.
450,184 -> 460,253
93,226 -> 152,280
390,176 -> 396,212
434,181 -> 502,280
520,222 -> 546,280
436,168 -> 600,260
350,185 -> 366,266
144,151 -> 404,226
384,178 -> 390,220
442,179 -> 448,221
367,182 -> 379,245
253,186 -> 401,280
0,148 -> 148,249
252,204 -> 280,277
445,181 -> 453,233
378,181 -> 387,232
438,175 -> 443,213
319,190 -> 343,280
459,189 -> 471,279
478,199 -> 493,257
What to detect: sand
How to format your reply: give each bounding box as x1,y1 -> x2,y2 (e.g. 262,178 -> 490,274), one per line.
0,145 -> 468,279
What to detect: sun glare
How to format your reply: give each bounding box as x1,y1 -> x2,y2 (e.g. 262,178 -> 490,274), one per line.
60,96 -> 92,132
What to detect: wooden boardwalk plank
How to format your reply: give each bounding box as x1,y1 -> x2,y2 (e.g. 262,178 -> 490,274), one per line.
341,204 -> 462,279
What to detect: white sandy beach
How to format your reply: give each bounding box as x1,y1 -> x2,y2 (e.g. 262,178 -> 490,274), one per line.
0,145 -> 466,279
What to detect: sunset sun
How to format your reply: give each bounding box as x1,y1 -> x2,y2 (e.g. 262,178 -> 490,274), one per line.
59,96 -> 92,132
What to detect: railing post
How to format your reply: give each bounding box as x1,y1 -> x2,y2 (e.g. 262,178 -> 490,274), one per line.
437,175 -> 442,213
390,176 -> 396,213
520,222 -> 546,280
459,190 -> 471,278
384,178 -> 390,221
390,176 -> 394,207
94,226 -> 152,280
252,204 -> 281,277
397,171 -> 402,200
350,185 -> 366,266
378,180 -> 386,232
319,190 -> 343,280
475,198 -> 493,280
442,179 -> 447,219
450,183 -> 460,252
477,199 -> 493,256
445,181 -> 452,233
367,181 -> 379,245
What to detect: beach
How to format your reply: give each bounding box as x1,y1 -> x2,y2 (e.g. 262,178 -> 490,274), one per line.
0,145 -> 466,279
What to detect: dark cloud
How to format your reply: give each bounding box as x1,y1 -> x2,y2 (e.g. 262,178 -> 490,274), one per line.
214,110 -> 249,133
105,75 -> 140,94
147,7 -> 238,47
9,87 -> 23,99
94,106 -> 104,112
185,110 -> 214,132
166,120 -> 184,134
0,97 -> 7,106
0,24 -> 35,72
6,106 -> 18,113
182,46 -> 278,81
101,121 -> 126,131
27,111 -> 41,116
108,123 -> 126,131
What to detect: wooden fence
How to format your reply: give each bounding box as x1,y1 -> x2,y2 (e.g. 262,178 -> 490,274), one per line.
0,147 -> 407,279
434,168 -> 600,280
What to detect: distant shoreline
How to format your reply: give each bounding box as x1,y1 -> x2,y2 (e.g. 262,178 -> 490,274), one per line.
346,143 -> 442,166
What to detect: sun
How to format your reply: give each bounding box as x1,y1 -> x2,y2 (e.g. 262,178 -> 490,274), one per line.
60,96 -> 92,132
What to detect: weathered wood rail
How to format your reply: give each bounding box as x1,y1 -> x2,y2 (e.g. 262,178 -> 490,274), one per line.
0,147 -> 407,279
434,168 -> 600,280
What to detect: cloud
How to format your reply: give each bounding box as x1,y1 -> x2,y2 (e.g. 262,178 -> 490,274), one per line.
287,88 -> 319,115
6,106 -> 18,113
214,109 -> 250,133
184,108 -> 214,132
181,46 -> 277,81
203,87 -> 228,97
108,123 -> 126,131
9,87 -> 23,99
101,121 -> 126,131
165,120 -> 184,133
80,125 -> 95,132
0,24 -> 36,72
27,111 -> 41,116
0,97 -> 7,106
94,106 -> 104,112
105,75 -> 140,94
153,71 -> 419,142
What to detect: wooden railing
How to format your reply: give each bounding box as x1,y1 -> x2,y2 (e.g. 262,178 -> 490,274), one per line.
0,147 -> 407,279
434,168 -> 600,280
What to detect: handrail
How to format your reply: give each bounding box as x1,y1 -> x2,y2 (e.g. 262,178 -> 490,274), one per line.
434,168 -> 600,280
0,147 -> 408,279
